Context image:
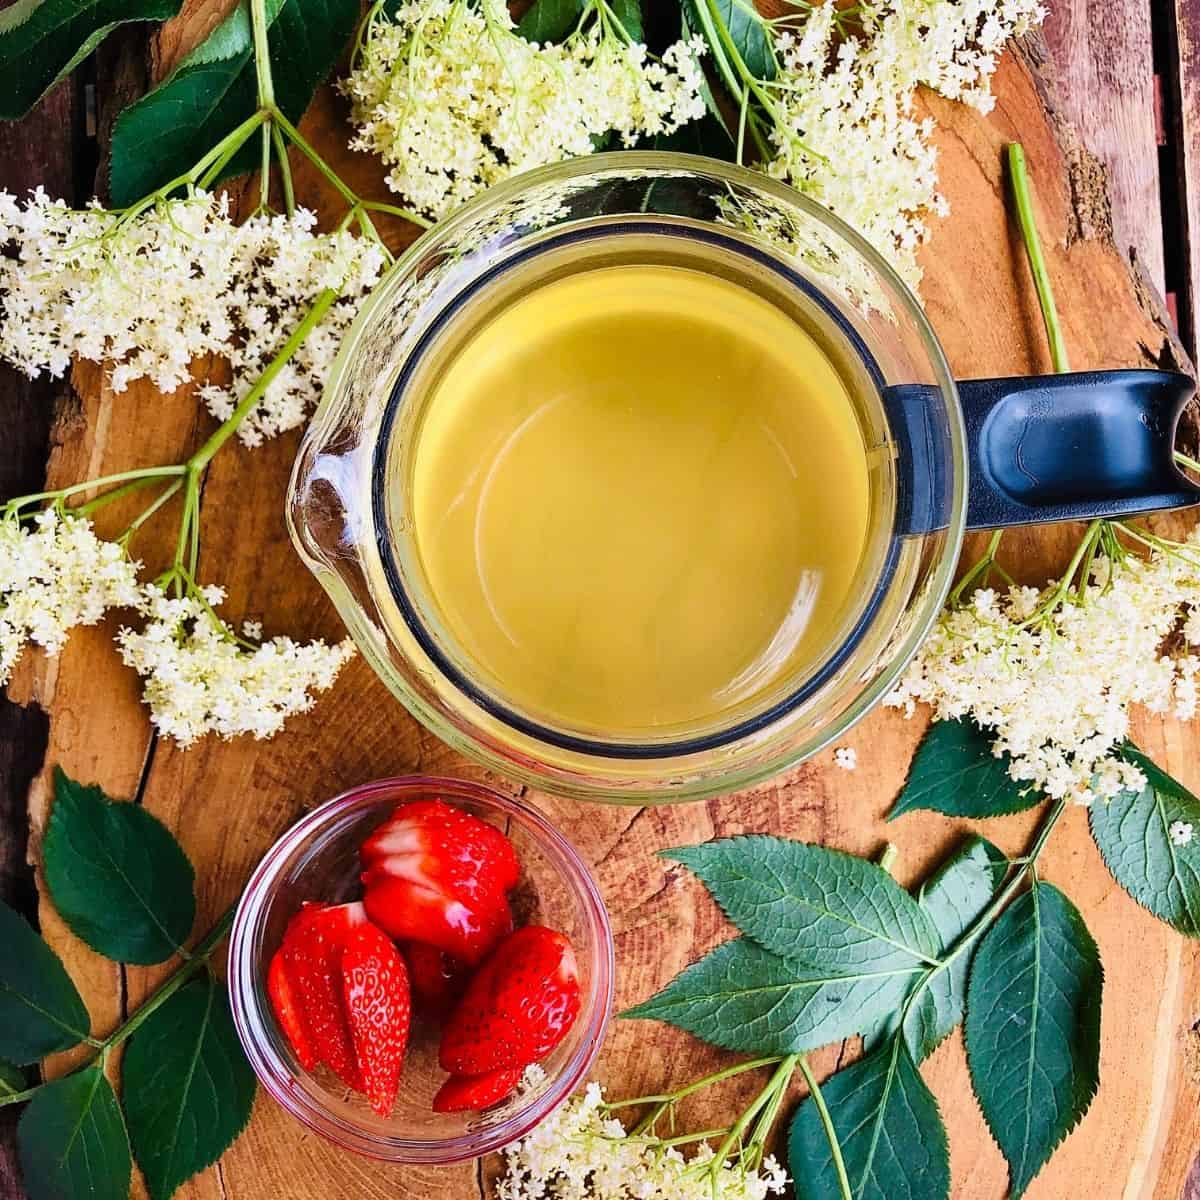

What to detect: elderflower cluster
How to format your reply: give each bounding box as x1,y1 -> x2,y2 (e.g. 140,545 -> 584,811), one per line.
0,510 -> 141,685
0,190 -> 386,444
343,0 -> 706,220
497,1081 -> 787,1200
116,584 -> 355,746
763,0 -> 1045,287
888,534 -> 1200,804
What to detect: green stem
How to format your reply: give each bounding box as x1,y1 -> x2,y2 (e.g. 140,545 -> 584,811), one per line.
603,1055 -> 785,1111
187,287 -> 339,472
5,466 -> 186,515
797,1056 -> 852,1200
0,903 -> 237,1108
250,0 -> 276,109
271,122 -> 296,216
1008,143 -> 1069,374
116,479 -> 184,547
73,475 -> 161,517
1175,450 -> 1200,474
705,1055 -> 797,1179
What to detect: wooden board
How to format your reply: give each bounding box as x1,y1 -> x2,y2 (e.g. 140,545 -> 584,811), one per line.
6,8 -> 1200,1199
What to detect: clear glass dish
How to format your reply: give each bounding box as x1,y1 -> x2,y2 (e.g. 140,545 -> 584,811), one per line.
228,776 -> 613,1162
287,152 -> 967,803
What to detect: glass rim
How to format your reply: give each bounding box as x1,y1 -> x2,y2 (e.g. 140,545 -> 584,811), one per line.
296,152 -> 968,802
227,775 -> 615,1162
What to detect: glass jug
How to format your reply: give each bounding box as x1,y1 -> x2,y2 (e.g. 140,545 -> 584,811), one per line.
287,153 -> 1197,804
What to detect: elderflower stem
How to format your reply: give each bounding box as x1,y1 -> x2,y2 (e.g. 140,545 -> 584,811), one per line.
797,1056 -> 852,1200
271,122 -> 296,216
0,902 -> 238,1109
694,0 -> 773,161
701,1054 -> 798,1181
1007,143 -> 1070,374
72,475 -> 163,517
187,287 -> 340,472
250,0 -> 276,109
4,465 -> 186,515
116,479 -> 184,547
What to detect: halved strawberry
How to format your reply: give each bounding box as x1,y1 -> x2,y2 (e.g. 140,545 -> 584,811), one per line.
342,922 -> 411,1117
402,940 -> 469,1010
439,926 -> 581,1076
432,1066 -> 522,1113
361,799 -> 519,964
273,901 -> 366,1091
267,947 -> 316,1071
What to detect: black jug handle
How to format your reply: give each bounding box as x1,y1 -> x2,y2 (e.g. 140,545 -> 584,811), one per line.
886,369 -> 1200,534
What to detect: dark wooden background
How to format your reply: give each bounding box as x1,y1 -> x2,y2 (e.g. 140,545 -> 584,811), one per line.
1,0 -> 1199,1194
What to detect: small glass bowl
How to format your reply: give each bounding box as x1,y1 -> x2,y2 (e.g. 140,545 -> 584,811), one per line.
228,776 -> 614,1162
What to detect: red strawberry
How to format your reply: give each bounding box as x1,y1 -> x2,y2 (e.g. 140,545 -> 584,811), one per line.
432,1066 -> 522,1113
267,947 -> 316,1071
439,926 -> 581,1076
361,799 -> 519,964
402,941 -> 468,1010
272,902 -> 366,1090
342,922 -> 412,1116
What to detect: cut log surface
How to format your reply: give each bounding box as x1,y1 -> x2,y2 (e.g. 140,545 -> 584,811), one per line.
5,3 -> 1200,1197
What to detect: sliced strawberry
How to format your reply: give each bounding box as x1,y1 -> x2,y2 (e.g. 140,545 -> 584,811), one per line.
342,922 -> 411,1117
361,799 -> 519,965
439,926 -> 581,1076
432,1066 -> 522,1113
267,946 -> 316,1071
402,941 -> 468,1010
273,901 -> 367,1091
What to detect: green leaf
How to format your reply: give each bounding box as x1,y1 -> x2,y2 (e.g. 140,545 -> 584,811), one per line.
788,1036 -> 950,1200
1089,743 -> 1200,936
638,110 -> 736,158
965,881 -> 1102,1199
664,836 -> 941,974
109,0 -> 359,206
866,837 -> 1008,1062
622,936 -> 920,1054
44,767 -> 196,965
0,899 -> 90,1064
0,1058 -> 29,1097
0,0 -> 182,120
607,0 -> 643,41
17,1068 -> 131,1200
683,0 -> 775,82
123,974 -> 256,1200
516,0 -> 586,43
888,719 -> 1038,821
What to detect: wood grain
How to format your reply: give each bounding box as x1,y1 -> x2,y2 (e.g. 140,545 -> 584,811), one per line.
1170,0 -> 1200,358
4,10 -> 1200,1200
1042,0 -> 1165,293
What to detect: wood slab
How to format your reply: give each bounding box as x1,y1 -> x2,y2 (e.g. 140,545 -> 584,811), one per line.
7,8 -> 1200,1198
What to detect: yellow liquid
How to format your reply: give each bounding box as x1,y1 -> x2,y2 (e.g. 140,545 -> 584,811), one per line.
409,263 -> 872,734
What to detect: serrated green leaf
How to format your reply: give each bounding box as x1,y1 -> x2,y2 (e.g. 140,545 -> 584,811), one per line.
0,0 -> 182,120
516,0 -> 586,43
1090,743 -> 1200,936
0,1058 -> 28,1097
44,767 -> 196,965
622,936 -> 920,1054
788,1036 -> 950,1200
0,899 -> 90,1064
123,974 -> 256,1200
109,0 -> 358,206
683,0 -> 775,82
665,836 -> 941,974
888,719 -> 1038,820
17,1068 -> 131,1200
965,881 -> 1102,1199
866,837 -> 1008,1062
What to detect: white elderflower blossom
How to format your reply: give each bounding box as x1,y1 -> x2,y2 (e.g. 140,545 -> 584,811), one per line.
0,190 -> 386,443
498,1081 -> 787,1200
1170,820 -> 1194,847
0,509 -> 141,685
888,531 -> 1200,805
834,746 -> 858,770
343,0 -> 706,219
116,584 -> 356,746
763,0 -> 1045,287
